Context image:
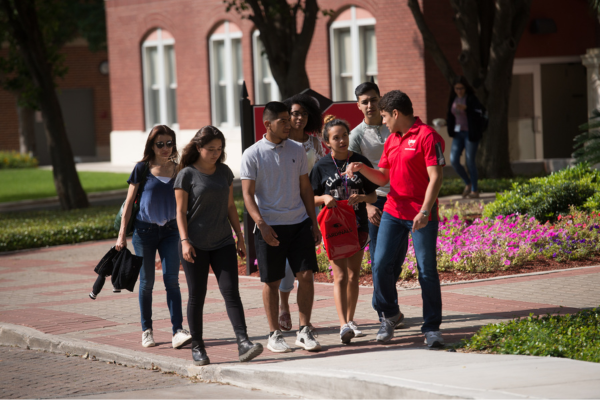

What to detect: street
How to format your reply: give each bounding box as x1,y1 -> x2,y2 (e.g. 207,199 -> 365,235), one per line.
0,346 -> 292,399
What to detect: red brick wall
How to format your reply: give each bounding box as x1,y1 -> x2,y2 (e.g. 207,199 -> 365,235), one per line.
517,0 -> 596,58
423,0 -> 462,124
106,0 -> 428,131
105,0 -> 594,136
422,0 -> 597,125
0,45 -> 112,153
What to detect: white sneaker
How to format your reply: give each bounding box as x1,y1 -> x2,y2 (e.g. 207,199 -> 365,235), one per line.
295,325 -> 321,351
347,321 -> 365,337
172,329 -> 192,349
142,329 -> 155,348
267,330 -> 291,353
424,331 -> 445,349
340,324 -> 355,344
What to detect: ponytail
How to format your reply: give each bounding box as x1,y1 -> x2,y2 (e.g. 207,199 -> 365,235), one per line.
322,115 -> 350,143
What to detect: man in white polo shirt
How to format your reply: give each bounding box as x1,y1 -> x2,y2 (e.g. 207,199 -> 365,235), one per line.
241,101 -> 322,353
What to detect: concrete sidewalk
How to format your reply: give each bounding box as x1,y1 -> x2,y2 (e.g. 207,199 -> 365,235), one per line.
1,240 -> 600,398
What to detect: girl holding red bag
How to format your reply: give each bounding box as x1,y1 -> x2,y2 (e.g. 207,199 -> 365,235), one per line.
310,116 -> 378,344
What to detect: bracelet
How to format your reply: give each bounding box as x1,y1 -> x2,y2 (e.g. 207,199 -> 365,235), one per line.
181,238 -> 190,243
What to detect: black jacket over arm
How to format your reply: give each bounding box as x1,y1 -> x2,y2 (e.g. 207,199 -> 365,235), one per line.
446,94 -> 486,142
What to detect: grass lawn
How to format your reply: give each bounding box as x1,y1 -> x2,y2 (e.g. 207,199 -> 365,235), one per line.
460,308 -> 600,363
0,169 -> 130,203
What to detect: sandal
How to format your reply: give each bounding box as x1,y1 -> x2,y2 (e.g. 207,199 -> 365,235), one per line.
278,312 -> 292,331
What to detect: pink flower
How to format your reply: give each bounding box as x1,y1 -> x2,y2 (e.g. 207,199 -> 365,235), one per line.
254,259 -> 258,266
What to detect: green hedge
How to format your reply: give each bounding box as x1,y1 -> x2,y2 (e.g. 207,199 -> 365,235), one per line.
484,163 -> 600,221
0,206 -> 119,252
461,307 -> 600,363
0,151 -> 38,169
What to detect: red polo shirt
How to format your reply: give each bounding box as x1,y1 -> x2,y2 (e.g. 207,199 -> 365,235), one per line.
379,117 -> 446,221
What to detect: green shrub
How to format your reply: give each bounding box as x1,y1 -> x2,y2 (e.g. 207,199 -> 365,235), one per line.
484,163 -> 600,221
461,307 -> 600,363
0,206 -> 119,252
0,151 -> 38,169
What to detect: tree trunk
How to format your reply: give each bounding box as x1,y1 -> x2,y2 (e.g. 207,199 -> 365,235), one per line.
1,0 -> 88,210
247,0 -> 317,100
16,96 -> 36,156
478,80 -> 513,178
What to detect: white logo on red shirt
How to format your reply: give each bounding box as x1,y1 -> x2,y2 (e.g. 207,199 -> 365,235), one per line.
408,139 -> 416,147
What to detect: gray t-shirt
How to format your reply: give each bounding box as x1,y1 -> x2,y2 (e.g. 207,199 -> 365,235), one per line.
349,121 -> 392,197
174,163 -> 235,251
240,136 -> 309,226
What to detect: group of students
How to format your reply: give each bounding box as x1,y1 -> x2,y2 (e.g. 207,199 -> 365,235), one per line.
112,81 -> 448,367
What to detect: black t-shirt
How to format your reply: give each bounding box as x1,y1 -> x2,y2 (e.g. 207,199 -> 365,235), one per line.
310,153 -> 378,232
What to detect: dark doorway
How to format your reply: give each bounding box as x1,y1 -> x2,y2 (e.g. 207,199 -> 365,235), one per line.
541,63 -> 587,159
34,88 -> 96,165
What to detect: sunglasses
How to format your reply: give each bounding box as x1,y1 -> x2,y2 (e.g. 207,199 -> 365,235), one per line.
154,141 -> 174,149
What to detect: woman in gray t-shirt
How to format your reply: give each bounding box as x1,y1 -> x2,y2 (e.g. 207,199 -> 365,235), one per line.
174,126 -> 263,366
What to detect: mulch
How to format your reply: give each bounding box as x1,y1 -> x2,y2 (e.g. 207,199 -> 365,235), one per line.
235,255 -> 600,288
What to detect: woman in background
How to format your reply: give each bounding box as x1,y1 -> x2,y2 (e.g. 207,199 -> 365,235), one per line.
446,76 -> 486,198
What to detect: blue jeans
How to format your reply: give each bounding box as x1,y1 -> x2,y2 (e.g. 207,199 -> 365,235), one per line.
132,219 -> 183,335
450,130 -> 479,192
368,196 -> 407,273
373,212 -> 442,333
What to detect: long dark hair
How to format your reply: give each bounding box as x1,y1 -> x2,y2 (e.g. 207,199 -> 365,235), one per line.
283,93 -> 323,134
178,125 -> 226,171
447,76 -> 475,111
322,114 -> 350,143
140,125 -> 178,163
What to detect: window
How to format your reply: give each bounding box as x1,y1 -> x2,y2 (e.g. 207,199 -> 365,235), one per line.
253,31 -> 280,104
142,28 -> 178,129
210,21 -> 244,127
330,6 -> 378,101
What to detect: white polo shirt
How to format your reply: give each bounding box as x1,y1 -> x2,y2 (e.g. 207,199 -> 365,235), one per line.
240,136 -> 309,226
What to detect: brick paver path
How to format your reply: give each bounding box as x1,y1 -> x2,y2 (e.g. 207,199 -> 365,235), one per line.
0,346 -> 190,399
1,239 -> 599,366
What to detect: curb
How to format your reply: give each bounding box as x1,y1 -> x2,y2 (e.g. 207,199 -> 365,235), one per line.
0,323 -> 195,377
0,322 -> 512,399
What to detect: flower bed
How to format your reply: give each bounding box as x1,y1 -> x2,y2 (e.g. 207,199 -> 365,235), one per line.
313,205 -> 600,283
238,203 -> 600,284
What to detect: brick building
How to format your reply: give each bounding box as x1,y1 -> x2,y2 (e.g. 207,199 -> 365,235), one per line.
8,0 -> 589,172
0,39 -> 112,165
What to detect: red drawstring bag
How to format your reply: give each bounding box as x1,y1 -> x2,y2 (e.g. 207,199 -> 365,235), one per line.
317,200 -> 361,260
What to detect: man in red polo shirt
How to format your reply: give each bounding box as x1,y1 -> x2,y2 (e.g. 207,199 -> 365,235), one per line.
344,90 -> 445,348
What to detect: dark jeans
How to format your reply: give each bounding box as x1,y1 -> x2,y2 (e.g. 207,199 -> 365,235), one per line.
132,219 -> 183,335
179,242 -> 247,346
368,196 -> 408,299
450,130 -> 479,192
373,212 -> 442,333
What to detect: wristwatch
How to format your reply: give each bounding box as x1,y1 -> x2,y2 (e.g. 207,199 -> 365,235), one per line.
420,210 -> 429,217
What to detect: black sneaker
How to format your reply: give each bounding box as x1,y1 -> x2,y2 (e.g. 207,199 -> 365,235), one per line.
89,292 -> 97,300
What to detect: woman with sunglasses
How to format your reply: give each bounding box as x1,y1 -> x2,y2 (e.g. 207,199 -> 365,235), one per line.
115,125 -> 192,350
175,126 -> 263,366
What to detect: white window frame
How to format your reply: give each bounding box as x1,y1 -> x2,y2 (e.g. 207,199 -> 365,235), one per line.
330,6 -> 377,101
141,28 -> 178,130
253,30 -> 280,104
209,21 -> 243,128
